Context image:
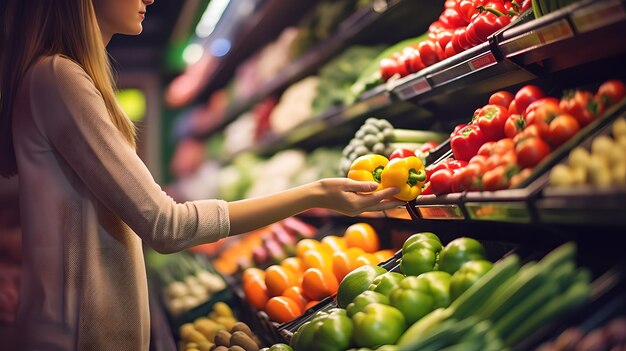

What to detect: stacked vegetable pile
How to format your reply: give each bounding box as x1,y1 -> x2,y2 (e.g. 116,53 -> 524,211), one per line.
379,0 -> 531,82
266,237 -> 590,351
241,223 -> 395,323
339,117 -> 447,178
155,253 -> 227,316
209,218 -> 318,276
287,233 -> 494,350
426,80 -> 626,194
178,302 -> 263,351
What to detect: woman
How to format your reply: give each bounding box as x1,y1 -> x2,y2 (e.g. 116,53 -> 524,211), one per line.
0,0 -> 402,349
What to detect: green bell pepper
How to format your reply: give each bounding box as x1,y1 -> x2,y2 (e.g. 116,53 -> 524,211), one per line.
388,271 -> 451,325
400,232 -> 443,276
438,237 -> 486,275
264,344 -> 294,351
368,272 -> 404,297
290,308 -> 353,351
337,265 -> 387,308
346,290 -> 389,317
449,259 -> 493,301
352,303 -> 406,349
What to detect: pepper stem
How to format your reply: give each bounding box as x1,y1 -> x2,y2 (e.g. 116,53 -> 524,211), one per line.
373,166 -> 384,183
407,169 -> 426,186
478,5 -> 507,17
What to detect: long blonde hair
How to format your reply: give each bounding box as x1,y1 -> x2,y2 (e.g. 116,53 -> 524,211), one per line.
0,0 -> 136,178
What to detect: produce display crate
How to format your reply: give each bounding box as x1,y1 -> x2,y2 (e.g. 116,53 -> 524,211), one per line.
536,108 -> 626,225
465,97 -> 626,222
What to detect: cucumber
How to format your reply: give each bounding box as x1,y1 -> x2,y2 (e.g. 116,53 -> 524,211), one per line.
503,278 -> 590,346
396,308 -> 452,348
477,261 -> 548,323
448,254 -> 521,320
537,242 -> 576,273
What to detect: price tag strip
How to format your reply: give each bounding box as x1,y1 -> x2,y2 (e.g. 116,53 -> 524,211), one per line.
571,0 -> 626,33
499,18 -> 575,57
429,51 -> 498,88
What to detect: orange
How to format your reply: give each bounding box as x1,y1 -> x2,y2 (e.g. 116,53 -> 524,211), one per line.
304,300 -> 320,311
265,265 -> 298,297
242,267 -> 265,285
354,253 -> 378,267
321,235 -> 346,253
374,249 -> 396,263
281,286 -> 309,311
331,247 -> 364,282
301,249 -> 333,271
281,257 -> 303,275
265,296 -> 302,323
301,267 -> 339,301
295,239 -> 324,258
243,278 -> 269,310
344,223 -> 379,253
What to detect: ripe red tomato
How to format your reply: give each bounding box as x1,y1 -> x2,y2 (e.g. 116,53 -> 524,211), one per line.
418,40 -> 439,67
596,80 -> 626,108
380,58 -> 399,82
477,141 -> 496,156
515,137 -> 551,168
514,85 -> 545,115
430,168 -> 455,195
469,154 -> 488,169
509,168 -> 532,188
451,163 -> 482,192
493,138 -> 515,155
525,97 -> 561,124
489,91 -> 515,108
504,114 -> 526,138
560,90 -> 604,127
482,165 -> 511,191
548,114 -> 580,147
508,100 -> 519,114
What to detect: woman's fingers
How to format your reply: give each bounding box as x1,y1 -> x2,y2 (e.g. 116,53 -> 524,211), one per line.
344,179 -> 379,193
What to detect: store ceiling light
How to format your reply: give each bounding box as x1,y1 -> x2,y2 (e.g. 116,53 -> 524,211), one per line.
209,38 -> 231,57
183,42 -> 205,65
195,0 -> 231,38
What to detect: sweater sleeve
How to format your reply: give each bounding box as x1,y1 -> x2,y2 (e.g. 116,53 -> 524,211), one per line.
28,55 -> 230,253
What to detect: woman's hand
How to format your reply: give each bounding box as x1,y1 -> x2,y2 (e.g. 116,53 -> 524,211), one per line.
315,178 -> 405,216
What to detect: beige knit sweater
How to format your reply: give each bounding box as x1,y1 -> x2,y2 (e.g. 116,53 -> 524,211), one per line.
11,55 -> 230,350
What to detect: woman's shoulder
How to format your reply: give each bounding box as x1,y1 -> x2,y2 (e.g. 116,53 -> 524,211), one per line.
28,54 -> 93,94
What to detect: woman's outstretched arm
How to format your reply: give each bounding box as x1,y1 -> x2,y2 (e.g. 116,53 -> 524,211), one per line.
228,179 -> 403,235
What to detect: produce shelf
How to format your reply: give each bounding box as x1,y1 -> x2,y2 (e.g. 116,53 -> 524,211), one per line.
217,88 -> 418,161
193,0 -> 443,140
494,0 -> 626,75
389,11 -> 538,117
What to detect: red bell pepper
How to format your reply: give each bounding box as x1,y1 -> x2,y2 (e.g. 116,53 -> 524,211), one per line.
389,148 -> 416,160
451,124 -> 487,162
474,104 -> 509,141
426,158 -> 468,181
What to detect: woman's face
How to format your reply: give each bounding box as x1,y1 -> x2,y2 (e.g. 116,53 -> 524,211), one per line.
92,0 -> 155,38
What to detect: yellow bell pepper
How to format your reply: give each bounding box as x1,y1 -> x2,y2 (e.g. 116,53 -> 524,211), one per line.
347,154 -> 389,191
380,156 -> 426,201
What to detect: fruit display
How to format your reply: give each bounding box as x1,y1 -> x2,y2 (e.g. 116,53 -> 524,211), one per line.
151,253 -> 227,317
549,116 -> 626,188
177,302 -> 264,351
153,0 -> 626,349
379,0 -> 532,83
241,223 -> 395,324
209,218 -> 317,276
425,80 -> 626,194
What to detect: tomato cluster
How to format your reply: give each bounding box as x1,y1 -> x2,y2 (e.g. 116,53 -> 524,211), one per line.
380,0 -> 531,81
426,80 -> 626,194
